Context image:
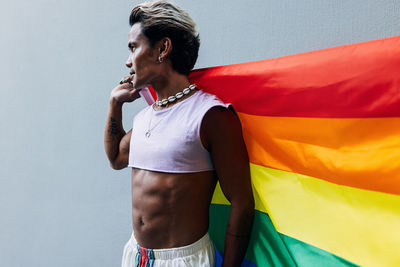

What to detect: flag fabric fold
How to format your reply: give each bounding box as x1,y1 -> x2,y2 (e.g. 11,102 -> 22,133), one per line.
188,36 -> 400,267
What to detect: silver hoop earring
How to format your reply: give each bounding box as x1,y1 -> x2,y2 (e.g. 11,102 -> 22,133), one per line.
158,56 -> 163,63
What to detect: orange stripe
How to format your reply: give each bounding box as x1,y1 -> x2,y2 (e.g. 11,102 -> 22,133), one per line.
238,112 -> 400,195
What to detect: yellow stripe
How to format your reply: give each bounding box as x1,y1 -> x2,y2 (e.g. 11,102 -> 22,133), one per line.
212,164 -> 400,267
237,113 -> 400,195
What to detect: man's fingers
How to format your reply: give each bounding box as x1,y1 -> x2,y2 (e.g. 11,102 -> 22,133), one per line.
119,75 -> 133,85
119,80 -> 134,90
129,89 -> 141,98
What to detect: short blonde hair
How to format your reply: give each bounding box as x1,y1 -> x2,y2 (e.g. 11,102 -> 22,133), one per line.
129,1 -> 200,75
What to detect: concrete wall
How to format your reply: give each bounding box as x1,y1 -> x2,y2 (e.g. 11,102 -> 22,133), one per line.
0,0 -> 398,266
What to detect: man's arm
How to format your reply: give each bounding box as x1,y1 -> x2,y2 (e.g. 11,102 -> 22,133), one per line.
104,76 -> 140,170
201,106 -> 255,267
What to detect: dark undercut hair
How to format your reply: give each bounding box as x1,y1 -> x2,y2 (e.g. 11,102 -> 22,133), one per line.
129,1 -> 200,76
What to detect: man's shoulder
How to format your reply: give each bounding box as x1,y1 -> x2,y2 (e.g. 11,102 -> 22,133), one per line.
196,90 -> 222,102
192,90 -> 231,112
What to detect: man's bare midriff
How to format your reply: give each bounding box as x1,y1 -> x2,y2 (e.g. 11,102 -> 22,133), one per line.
131,168 -> 217,249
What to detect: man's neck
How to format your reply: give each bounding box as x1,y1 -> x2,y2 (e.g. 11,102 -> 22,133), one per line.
151,70 -> 191,101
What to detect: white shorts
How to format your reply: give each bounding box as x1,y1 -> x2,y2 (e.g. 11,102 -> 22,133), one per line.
121,232 -> 216,267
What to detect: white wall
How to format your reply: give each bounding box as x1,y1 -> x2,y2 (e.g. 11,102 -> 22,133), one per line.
0,0 -> 398,266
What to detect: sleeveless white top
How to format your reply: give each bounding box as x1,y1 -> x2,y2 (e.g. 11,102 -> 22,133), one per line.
128,90 -> 231,173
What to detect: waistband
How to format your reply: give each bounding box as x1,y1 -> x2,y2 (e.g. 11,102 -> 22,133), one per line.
130,232 -> 212,260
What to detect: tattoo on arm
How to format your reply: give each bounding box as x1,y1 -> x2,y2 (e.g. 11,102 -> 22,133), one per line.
108,118 -> 120,137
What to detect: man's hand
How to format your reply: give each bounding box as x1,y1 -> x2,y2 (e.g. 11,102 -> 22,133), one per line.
104,76 -> 138,170
110,75 -> 141,104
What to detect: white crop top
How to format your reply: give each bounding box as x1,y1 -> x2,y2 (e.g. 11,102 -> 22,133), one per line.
128,90 -> 231,173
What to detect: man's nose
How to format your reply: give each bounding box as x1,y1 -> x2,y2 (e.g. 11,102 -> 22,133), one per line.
126,57 -> 132,68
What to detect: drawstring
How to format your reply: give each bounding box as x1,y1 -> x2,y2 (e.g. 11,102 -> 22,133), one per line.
147,249 -> 155,267
135,244 -> 141,267
135,244 -> 155,267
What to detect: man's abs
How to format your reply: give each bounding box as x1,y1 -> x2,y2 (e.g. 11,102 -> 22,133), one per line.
131,168 -> 217,249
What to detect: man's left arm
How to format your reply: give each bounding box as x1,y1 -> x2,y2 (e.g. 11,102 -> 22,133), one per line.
201,106 -> 255,267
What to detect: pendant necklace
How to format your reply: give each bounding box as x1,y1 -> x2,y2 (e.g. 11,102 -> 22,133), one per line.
145,107 -> 156,138
145,84 -> 197,137
145,105 -> 165,138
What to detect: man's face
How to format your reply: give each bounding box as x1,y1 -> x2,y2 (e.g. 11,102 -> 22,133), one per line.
126,23 -> 159,89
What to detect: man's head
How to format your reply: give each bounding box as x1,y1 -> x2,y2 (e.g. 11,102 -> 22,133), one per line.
129,1 -> 200,76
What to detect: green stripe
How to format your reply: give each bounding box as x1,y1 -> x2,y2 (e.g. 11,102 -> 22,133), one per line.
209,204 -> 359,267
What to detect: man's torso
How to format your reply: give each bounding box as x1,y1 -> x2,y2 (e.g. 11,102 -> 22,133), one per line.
130,168 -> 217,249
129,91 -> 230,249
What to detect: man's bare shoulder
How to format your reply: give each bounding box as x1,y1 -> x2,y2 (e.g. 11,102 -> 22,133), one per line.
200,105 -> 242,151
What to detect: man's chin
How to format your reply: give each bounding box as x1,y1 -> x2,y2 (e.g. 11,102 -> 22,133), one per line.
132,80 -> 149,91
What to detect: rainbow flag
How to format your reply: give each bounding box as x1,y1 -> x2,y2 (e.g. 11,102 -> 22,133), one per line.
189,36 -> 400,266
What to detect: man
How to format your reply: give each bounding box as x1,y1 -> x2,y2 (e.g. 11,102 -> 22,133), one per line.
104,1 -> 254,266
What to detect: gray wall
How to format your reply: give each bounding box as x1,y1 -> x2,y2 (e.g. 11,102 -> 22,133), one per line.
0,0 -> 398,266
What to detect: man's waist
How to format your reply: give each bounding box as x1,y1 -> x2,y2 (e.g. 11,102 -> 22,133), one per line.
131,232 -> 213,260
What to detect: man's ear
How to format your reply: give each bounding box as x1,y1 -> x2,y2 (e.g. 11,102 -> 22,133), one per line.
158,37 -> 172,61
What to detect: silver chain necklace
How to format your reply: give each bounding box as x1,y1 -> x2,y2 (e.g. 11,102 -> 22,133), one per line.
145,107 -> 162,138
145,84 -> 197,137
155,84 -> 196,107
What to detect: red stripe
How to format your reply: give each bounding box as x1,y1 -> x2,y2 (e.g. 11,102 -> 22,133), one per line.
139,247 -> 148,267
149,88 -> 157,102
189,36 -> 400,118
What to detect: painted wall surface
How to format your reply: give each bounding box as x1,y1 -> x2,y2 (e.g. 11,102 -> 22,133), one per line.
0,0 -> 399,266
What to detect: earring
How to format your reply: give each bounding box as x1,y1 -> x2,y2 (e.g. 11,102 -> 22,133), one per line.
158,55 -> 163,63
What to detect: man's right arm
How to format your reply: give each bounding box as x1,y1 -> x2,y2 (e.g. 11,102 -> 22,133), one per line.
104,76 -> 140,170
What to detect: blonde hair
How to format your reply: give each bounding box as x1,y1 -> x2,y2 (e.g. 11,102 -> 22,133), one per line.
129,1 -> 200,75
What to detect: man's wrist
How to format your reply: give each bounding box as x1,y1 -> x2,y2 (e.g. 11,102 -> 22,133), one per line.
226,231 -> 251,238
109,97 -> 124,107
